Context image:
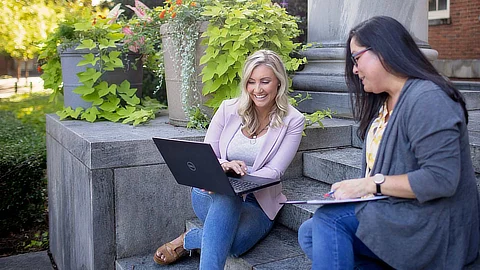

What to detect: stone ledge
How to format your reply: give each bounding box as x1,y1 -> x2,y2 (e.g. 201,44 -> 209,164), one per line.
46,114 -> 206,169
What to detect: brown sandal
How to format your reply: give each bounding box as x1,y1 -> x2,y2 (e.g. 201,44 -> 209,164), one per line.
153,233 -> 188,265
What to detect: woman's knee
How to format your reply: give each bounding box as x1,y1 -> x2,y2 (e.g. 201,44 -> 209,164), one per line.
312,204 -> 359,236
298,218 -> 312,246
191,188 -> 213,221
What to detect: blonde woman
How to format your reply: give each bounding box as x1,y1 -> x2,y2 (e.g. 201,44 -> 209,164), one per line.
154,50 -> 305,269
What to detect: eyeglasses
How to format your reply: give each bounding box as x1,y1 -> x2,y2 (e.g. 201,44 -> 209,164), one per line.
350,47 -> 371,67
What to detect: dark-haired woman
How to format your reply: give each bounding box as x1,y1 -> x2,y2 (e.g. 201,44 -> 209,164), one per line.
298,16 -> 479,269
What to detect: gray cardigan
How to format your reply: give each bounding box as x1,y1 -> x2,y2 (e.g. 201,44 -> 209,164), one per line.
355,79 -> 480,269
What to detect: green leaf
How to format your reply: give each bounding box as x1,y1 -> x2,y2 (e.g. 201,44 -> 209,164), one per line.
78,53 -> 99,67
73,83 -> 95,95
77,68 -> 101,83
99,95 -> 121,112
76,40 -> 96,50
117,106 -> 136,116
109,51 -> 122,60
201,62 -> 217,82
96,81 -> 116,97
100,111 -> 122,122
57,107 -> 83,120
82,92 -> 102,105
204,87 -> 231,108
82,107 -> 100,122
270,35 -> 281,48
215,54 -> 229,77
99,38 -> 116,50
74,22 -> 93,32
119,93 -> 140,106
238,31 -> 251,41
201,6 -> 223,17
121,109 -> 154,126
103,57 -> 123,71
106,33 -> 125,42
117,80 -> 136,96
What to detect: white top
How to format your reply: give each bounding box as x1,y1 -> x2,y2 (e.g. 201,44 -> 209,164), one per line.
227,128 -> 267,166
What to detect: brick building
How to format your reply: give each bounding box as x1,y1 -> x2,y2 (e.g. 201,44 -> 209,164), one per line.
428,0 -> 480,80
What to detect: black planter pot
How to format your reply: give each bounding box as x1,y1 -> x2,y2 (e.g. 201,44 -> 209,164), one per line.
58,45 -> 143,109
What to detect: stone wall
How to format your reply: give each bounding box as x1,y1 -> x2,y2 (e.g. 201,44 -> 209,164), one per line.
46,113 -> 203,270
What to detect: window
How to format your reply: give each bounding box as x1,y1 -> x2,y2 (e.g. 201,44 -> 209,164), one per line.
428,0 -> 450,20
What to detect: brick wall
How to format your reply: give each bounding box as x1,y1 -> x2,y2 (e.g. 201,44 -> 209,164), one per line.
428,0 -> 480,59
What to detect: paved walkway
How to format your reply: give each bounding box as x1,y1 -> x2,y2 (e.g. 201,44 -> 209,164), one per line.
0,77 -> 48,99
0,251 -> 54,270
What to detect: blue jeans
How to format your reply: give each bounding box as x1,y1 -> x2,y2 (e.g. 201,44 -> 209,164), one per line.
184,188 -> 274,270
298,204 -> 392,270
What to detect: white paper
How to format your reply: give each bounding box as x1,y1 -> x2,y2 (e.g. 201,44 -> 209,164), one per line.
282,195 -> 389,205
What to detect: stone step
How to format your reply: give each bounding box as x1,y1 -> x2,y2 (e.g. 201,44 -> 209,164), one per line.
293,89 -> 480,119
286,117 -> 355,179
187,218 -> 311,270
293,90 -> 352,118
116,253 -> 200,270
462,90 -> 480,110
278,177 -> 331,232
453,80 -> 480,91
303,147 -> 362,185
303,130 -> 480,183
116,215 -> 312,270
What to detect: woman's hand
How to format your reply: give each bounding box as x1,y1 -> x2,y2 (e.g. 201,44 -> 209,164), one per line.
331,177 -> 373,200
220,160 -> 248,176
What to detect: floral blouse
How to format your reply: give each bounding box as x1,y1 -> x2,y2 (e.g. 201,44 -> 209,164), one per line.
365,101 -> 392,177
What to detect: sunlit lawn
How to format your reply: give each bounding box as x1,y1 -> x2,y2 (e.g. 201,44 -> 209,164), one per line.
0,91 -> 63,133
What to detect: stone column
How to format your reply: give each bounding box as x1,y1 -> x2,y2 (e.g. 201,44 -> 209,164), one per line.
293,0 -> 437,116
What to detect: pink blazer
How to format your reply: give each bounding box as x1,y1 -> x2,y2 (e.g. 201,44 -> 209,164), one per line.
204,98 -> 305,220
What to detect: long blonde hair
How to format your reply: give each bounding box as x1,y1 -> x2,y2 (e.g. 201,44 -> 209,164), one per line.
237,50 -> 290,136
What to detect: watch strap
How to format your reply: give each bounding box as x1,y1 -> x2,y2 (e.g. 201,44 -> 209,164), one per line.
375,184 -> 382,196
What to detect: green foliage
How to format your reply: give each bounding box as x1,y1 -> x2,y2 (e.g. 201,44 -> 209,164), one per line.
289,92 -> 334,135
152,0 -> 207,125
38,6 -> 166,126
0,111 -> 47,233
24,231 -> 49,250
303,109 -> 333,134
200,0 -> 306,110
187,106 -> 210,129
0,92 -> 63,134
37,8 -> 100,104
0,0 -> 60,60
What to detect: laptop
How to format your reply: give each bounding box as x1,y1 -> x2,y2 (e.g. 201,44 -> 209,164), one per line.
152,137 -> 281,196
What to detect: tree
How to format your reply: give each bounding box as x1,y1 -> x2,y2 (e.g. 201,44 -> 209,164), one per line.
0,0 -> 89,80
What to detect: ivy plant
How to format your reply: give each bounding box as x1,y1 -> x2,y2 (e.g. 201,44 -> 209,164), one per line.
199,0 -> 306,110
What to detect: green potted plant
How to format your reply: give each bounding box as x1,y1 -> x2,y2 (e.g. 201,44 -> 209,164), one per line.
38,1 -> 165,126
136,0 -> 330,129
151,0 -> 311,129
152,0 -> 209,127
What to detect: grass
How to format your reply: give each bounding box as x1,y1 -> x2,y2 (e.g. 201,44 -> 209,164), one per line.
0,89 -> 62,257
0,91 -> 63,134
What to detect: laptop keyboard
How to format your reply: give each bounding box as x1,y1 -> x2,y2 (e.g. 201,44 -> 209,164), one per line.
229,178 -> 260,192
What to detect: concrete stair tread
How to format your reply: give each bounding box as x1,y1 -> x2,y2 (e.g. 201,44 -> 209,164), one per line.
186,218 -> 311,269
303,147 -> 362,184
116,217 -> 312,269
116,253 -> 200,270
278,177 -> 331,231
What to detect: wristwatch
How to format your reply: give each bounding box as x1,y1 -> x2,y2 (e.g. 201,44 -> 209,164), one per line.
373,174 -> 385,196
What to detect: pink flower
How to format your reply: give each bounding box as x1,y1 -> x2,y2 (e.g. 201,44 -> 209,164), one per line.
122,26 -> 145,53
122,26 -> 134,35
126,0 -> 152,22
107,3 -> 124,24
